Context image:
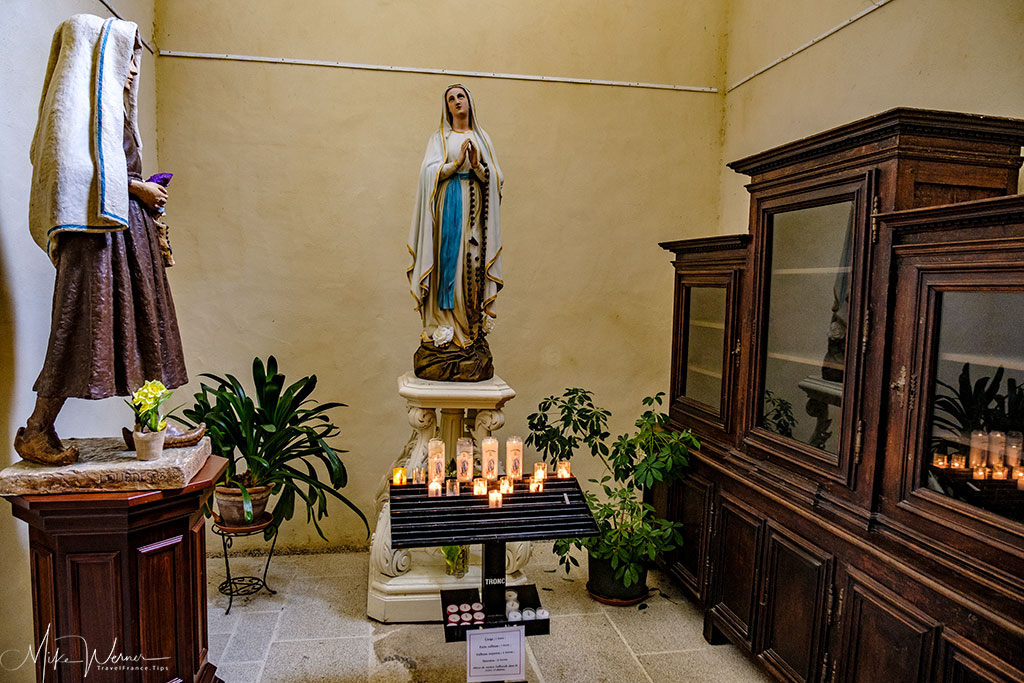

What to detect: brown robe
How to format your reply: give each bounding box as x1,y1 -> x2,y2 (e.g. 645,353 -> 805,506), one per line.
33,114 -> 187,399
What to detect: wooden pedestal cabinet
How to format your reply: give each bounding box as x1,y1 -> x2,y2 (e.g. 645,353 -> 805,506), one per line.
6,457 -> 226,683
657,109 -> 1024,683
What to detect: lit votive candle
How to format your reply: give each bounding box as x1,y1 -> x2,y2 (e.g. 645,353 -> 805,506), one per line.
482,437 -> 499,480
488,490 -> 502,508
499,477 -> 513,495
950,453 -> 967,469
428,481 -> 442,497
533,462 -> 547,481
428,438 -> 446,482
473,478 -> 487,496
973,466 -> 989,480
446,479 -> 460,496
932,453 -> 949,468
988,430 -> 1006,467
456,437 -> 474,482
556,459 -> 571,479
1007,432 -> 1023,466
992,465 -> 1009,480
1012,466 -> 1024,480
969,430 -> 988,468
528,476 -> 544,493
392,467 -> 407,485
506,436 -> 524,480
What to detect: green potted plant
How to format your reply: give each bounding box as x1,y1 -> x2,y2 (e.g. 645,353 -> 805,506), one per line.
527,389 -> 698,604
125,380 -> 178,460
181,356 -> 367,540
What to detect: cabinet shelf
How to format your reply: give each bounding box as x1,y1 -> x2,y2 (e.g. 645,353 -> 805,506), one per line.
771,267 -> 852,276
691,320 -> 726,330
687,365 -> 723,380
937,352 -> 1024,373
766,351 -> 844,372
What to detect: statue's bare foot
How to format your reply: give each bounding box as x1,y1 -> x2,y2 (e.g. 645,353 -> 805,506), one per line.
14,426 -> 79,466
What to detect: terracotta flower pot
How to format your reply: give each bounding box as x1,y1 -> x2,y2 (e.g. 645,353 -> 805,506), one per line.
214,485 -> 272,528
133,428 -> 166,461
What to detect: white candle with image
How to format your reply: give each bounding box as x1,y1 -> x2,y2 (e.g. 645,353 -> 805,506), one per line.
988,430 -> 1006,467
969,430 -> 988,468
428,438 -> 445,483
482,437 -> 499,480
1007,432 -> 1022,467
506,436 -> 523,480
556,459 -> 571,479
456,437 -> 474,482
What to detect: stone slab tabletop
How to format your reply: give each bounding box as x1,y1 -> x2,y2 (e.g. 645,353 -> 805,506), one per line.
0,436 -> 212,496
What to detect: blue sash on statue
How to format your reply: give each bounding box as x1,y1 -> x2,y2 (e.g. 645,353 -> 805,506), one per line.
438,172 -> 471,310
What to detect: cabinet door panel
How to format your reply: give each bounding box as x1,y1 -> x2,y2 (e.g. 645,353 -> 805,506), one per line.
674,474 -> 713,602
836,567 -> 939,683
709,494 -> 763,647
758,524 -> 832,683
940,631 -> 1024,683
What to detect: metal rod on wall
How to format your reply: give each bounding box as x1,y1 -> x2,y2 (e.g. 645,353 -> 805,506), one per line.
157,50 -> 719,94
726,0 -> 896,92
95,0 -> 155,54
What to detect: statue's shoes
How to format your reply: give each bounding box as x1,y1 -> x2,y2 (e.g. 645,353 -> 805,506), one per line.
14,426 -> 79,466
122,422 -> 206,450
165,422 -> 206,448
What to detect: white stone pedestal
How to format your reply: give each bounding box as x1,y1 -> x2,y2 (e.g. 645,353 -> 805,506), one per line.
366,372 -> 532,623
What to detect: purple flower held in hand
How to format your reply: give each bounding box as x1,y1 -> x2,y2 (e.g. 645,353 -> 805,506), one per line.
146,172 -> 173,187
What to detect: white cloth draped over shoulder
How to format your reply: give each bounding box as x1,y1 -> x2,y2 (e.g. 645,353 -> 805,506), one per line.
407,85 -> 503,348
29,14 -> 141,263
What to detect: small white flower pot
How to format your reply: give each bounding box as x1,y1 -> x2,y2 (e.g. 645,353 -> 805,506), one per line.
133,428 -> 166,461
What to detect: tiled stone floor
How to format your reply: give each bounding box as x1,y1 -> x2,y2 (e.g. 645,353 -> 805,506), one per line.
206,546 -> 772,683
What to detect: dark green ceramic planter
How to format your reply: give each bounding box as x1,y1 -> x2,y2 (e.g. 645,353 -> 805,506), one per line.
585,550 -> 649,605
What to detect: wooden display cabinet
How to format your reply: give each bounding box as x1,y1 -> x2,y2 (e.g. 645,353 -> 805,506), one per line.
657,109 -> 1024,683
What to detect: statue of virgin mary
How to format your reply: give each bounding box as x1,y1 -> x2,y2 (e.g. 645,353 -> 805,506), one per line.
407,84 -> 503,381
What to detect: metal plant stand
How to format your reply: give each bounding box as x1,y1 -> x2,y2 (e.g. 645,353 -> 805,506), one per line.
213,512 -> 278,614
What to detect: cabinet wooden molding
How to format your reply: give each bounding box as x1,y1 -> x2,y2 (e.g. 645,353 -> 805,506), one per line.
657,109 -> 1024,683
834,566 -> 940,683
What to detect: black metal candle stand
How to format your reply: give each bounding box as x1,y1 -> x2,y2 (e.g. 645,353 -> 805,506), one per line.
389,476 -> 597,645
389,477 -> 597,548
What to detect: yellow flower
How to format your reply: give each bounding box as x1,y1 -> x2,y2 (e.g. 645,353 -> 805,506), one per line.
158,419 -> 167,431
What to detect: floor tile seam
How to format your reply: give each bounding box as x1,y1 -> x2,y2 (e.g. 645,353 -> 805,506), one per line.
270,634 -> 373,644
524,640 -> 548,683
218,610 -> 280,666
633,646 -> 715,657
603,612 -> 657,683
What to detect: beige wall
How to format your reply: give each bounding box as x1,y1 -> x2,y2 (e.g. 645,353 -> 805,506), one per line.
154,0 -> 727,549
1,0 -> 1022,661
718,0 -> 1024,234
0,2 -> 157,676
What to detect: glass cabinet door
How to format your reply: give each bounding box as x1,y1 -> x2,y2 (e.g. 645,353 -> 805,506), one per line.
683,285 -> 727,411
925,290 -> 1024,524
760,201 -> 855,454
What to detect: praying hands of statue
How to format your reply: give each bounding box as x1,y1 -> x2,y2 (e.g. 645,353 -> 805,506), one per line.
129,179 -> 168,213
456,139 -> 480,169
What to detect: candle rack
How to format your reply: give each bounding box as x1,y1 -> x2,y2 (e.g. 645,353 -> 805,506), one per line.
389,476 -> 598,644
